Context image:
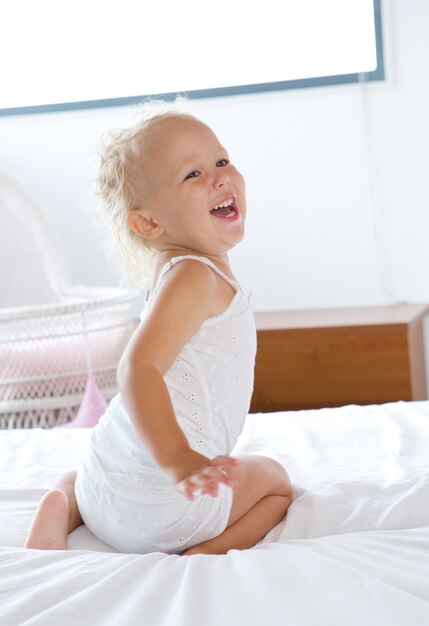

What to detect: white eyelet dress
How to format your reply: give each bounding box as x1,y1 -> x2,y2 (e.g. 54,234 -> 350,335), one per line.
75,255 -> 257,554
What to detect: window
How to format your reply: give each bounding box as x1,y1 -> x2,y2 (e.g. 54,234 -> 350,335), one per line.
0,0 -> 384,116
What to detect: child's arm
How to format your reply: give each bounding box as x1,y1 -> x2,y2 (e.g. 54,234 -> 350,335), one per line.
117,260 -> 237,500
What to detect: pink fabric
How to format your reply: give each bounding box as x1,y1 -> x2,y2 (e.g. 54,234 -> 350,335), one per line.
59,374 -> 108,428
1,326 -> 127,390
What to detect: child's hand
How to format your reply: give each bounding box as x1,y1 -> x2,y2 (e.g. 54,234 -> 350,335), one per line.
166,450 -> 239,501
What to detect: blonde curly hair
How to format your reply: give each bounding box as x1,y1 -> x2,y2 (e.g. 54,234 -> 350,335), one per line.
94,101 -> 196,287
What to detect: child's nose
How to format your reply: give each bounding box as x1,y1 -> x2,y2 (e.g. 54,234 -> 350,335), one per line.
213,171 -> 230,188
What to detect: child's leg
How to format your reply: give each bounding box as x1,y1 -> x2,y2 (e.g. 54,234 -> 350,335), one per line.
184,456 -> 292,556
24,471 -> 83,550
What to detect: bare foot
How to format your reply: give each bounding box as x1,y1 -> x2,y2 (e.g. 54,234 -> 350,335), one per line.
24,489 -> 70,550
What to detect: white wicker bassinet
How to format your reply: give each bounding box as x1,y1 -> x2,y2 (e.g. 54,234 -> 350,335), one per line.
0,172 -> 138,428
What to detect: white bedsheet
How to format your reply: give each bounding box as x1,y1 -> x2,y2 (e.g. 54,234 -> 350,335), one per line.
1,401 -> 429,626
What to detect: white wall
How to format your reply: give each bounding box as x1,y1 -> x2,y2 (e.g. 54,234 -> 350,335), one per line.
0,0 -> 428,313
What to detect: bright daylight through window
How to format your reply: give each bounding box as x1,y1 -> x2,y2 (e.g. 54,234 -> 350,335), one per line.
0,0 -> 382,114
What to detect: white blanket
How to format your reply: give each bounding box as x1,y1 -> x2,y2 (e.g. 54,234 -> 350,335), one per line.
1,401 -> 429,626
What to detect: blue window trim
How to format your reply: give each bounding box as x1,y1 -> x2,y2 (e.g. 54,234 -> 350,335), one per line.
0,0 -> 384,118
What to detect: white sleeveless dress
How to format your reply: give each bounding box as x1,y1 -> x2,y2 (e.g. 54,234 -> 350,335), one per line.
75,255 -> 257,554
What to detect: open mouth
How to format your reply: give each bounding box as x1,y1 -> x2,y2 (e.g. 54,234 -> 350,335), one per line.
210,197 -> 239,220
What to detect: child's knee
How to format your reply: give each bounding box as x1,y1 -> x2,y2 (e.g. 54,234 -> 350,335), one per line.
268,494 -> 291,520
259,456 -> 291,495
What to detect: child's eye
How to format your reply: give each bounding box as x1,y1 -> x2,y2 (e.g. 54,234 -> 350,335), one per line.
216,159 -> 229,167
185,170 -> 200,180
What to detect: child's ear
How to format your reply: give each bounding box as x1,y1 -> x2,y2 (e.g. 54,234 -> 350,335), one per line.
127,209 -> 164,240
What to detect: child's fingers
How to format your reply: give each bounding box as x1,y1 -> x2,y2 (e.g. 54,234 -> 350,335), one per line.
177,478 -> 198,501
199,467 -> 222,496
200,465 -> 223,481
187,468 -> 218,491
201,485 -> 219,497
194,465 -> 234,491
176,457 -> 238,500
209,456 -> 238,486
210,455 -> 239,469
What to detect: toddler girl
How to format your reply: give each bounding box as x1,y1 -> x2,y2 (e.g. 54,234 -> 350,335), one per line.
25,107 -> 291,555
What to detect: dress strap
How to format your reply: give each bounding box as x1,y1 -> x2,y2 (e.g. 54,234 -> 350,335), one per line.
147,255 -> 240,304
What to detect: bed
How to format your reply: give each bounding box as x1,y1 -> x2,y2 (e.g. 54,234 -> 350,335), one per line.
1,400 -> 429,626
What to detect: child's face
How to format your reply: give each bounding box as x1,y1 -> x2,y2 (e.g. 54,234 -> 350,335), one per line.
133,117 -> 246,257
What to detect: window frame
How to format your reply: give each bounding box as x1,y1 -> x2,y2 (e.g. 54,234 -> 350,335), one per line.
0,0 -> 384,117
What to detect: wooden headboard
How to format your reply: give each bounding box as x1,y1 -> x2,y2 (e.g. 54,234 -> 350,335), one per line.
250,305 -> 429,412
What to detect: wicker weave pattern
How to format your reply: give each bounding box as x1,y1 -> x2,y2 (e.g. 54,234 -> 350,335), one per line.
0,173 -> 138,428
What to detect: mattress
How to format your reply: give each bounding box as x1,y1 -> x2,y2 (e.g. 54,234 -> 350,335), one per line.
1,400 -> 429,625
